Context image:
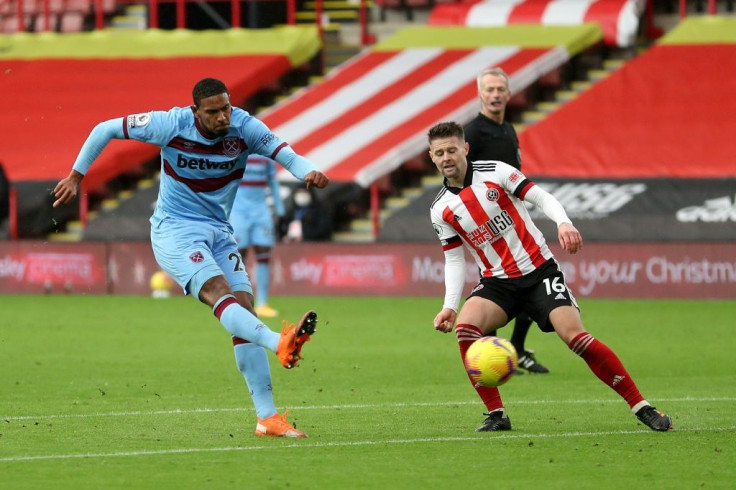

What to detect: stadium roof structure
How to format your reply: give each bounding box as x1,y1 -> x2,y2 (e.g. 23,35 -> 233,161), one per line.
0,27 -> 321,191
265,24 -> 603,187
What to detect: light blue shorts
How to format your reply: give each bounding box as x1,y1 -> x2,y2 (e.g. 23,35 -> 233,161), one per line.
230,204 -> 275,249
150,216 -> 253,298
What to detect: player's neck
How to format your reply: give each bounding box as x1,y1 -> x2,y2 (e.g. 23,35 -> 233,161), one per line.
482,109 -> 504,125
447,173 -> 465,188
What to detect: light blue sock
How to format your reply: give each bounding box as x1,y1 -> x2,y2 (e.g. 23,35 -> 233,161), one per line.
234,343 -> 277,419
215,296 -> 280,352
255,257 -> 270,307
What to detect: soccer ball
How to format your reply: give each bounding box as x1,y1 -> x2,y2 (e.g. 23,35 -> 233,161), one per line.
464,336 -> 518,387
149,270 -> 174,298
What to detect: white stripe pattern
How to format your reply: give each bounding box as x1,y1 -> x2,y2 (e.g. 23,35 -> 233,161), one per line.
456,325 -> 482,343
269,45 -> 573,186
452,0 -> 643,47
273,48 -> 443,144
467,0 -> 526,26
542,0 -> 594,25
570,332 -> 595,355
302,47 -> 520,172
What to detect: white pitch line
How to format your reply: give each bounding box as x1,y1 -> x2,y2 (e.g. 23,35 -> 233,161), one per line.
2,396 -> 734,422
1,426 -> 735,464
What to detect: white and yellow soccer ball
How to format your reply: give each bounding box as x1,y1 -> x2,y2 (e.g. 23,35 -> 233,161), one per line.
149,270 -> 174,298
464,336 -> 519,388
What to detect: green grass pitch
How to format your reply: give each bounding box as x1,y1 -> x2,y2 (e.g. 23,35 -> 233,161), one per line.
1,295 -> 734,489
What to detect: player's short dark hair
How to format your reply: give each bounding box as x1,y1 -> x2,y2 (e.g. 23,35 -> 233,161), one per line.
192,78 -> 229,107
428,121 -> 464,143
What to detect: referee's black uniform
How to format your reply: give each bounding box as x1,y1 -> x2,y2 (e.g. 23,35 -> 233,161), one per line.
465,113 -> 521,170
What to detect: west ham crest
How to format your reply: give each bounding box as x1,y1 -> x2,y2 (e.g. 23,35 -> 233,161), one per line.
222,137 -> 243,158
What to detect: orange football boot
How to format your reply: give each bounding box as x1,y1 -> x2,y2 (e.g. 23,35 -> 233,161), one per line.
276,310 -> 318,369
254,410 -> 307,438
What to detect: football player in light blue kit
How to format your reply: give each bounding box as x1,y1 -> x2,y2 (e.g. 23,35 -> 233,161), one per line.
230,155 -> 285,318
53,78 -> 329,438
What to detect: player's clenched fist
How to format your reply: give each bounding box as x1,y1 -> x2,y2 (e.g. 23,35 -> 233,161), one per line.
304,170 -> 329,189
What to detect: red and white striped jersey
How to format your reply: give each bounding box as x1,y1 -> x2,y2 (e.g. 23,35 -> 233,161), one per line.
430,160 -> 554,279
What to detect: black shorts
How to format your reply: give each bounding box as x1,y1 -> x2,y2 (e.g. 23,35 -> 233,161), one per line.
467,259 -> 579,332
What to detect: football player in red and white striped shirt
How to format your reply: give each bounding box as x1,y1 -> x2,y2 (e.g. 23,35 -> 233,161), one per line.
428,122 -> 672,433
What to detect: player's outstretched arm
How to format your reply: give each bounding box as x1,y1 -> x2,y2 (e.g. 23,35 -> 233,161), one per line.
522,183 -> 581,254
53,118 -> 125,208
53,170 -> 84,208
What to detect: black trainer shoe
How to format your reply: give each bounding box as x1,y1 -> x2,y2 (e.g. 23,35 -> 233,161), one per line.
475,410 -> 512,432
518,350 -> 550,374
635,405 -> 673,432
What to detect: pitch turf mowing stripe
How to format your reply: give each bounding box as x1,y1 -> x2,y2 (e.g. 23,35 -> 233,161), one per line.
1,426 -> 734,463
3,396 -> 733,421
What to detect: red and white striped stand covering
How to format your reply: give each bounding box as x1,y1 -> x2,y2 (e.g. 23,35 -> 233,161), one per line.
428,0 -> 645,47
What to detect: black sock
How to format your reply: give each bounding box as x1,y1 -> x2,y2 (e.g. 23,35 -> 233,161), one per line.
511,313 -> 533,354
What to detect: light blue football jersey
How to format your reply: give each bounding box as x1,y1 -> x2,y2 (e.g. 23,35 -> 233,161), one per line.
122,107 -> 293,228
230,155 -> 285,248
231,155 -> 285,217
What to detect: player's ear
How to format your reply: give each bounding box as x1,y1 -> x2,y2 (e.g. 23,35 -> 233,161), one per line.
464,142 -> 470,154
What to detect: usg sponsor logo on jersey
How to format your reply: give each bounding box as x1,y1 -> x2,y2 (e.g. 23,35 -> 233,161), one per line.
529,182 -> 646,219
676,195 -> 736,222
176,154 -> 237,171
127,113 -> 151,129
222,137 -> 243,158
467,210 -> 513,247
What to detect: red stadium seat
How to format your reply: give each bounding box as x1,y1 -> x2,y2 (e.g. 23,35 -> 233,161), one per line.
59,9 -> 82,31
1,14 -> 31,32
64,0 -> 90,14
48,0 -> 66,13
33,11 -> 58,30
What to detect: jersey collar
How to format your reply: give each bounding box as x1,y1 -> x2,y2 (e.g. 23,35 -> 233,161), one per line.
444,160 -> 474,194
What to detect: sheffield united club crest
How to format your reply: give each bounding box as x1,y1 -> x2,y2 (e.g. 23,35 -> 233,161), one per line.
486,188 -> 499,202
